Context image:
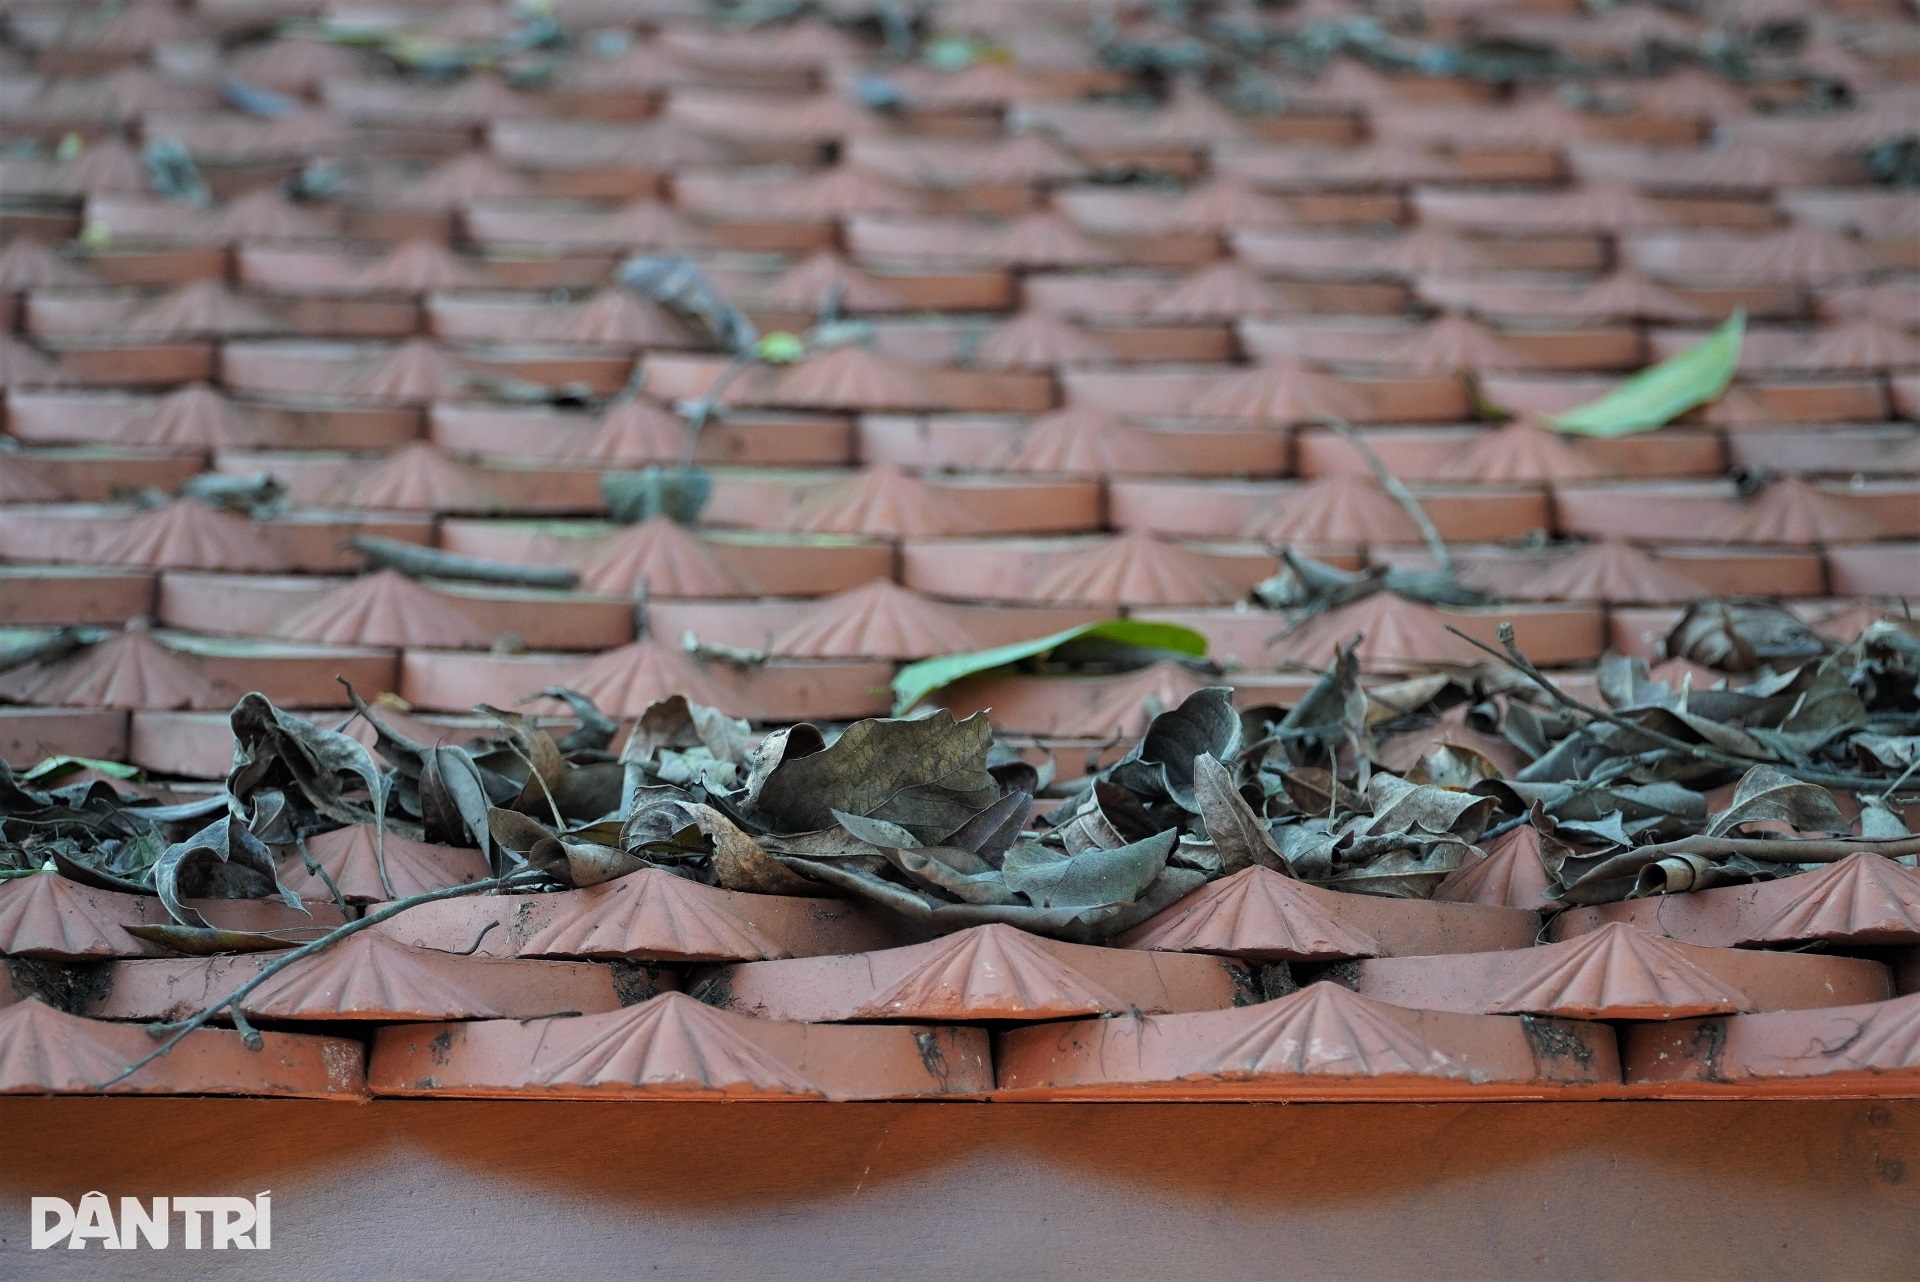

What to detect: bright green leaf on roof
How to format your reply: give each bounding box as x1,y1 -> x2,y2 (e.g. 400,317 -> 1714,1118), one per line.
755,331 -> 806,364
892,619 -> 1208,714
21,756 -> 145,784
1549,309 -> 1745,438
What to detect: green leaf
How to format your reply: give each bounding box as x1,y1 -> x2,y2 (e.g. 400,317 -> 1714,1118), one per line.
1549,310 -> 1745,438
891,619 -> 1208,714
20,756 -> 143,784
755,331 -> 806,363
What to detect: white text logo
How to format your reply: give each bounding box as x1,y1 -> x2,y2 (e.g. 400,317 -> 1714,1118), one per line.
31,1192 -> 271,1250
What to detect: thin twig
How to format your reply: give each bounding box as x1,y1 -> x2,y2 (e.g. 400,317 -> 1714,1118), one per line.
680,351 -> 757,469
97,871 -> 544,1088
1622,833 -> 1920,865
1323,416 -> 1451,575
1447,623 -> 1874,791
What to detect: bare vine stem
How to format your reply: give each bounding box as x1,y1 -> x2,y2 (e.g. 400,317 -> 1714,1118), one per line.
98,871 -> 545,1089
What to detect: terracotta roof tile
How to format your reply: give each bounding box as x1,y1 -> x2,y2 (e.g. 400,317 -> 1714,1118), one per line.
766,347 -> 940,412
1511,539 -> 1707,604
1484,924 -> 1752,1019
273,570 -> 491,649
1187,358 -> 1368,423
563,638 -> 733,714
341,341 -> 469,404
787,463 -> 983,537
0,238 -> 91,290
1147,263 -> 1286,321
974,310 -> 1117,371
1432,825 -> 1557,913
1272,593 -> 1488,670
768,578 -> 979,659
577,517 -> 755,596
0,874 -> 148,959
1118,866 -> 1385,961
1701,477 -> 1882,545
520,867 -> 781,960
1034,531 -> 1242,606
1382,313 -> 1535,375
0,628 -> 223,709
95,500 -> 286,572
353,239 -> 489,292
114,383 -> 265,449
1436,421 -> 1600,484
1239,472 -> 1422,545
763,252 -> 903,312
993,405 -> 1175,475
284,826 -> 490,904
325,444 -> 509,512
125,280 -> 286,338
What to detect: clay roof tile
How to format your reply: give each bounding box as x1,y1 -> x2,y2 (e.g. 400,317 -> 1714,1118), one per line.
1485,923 -> 1751,1019
0,238 -> 92,290
1511,539 -> 1707,604
115,383 -> 265,449
125,280 -> 286,338
1072,660 -> 1213,739
853,925 -> 1122,1019
326,443 -> 508,512
1118,865 -> 1384,960
559,289 -> 693,346
1148,262 -> 1286,321
273,569 -> 490,649
769,578 -> 979,659
577,517 -> 754,597
1431,825 -> 1558,912
1561,268 -> 1709,322
974,310 -> 1116,371
520,868 -> 780,960
50,138 -> 146,196
987,213 -> 1118,268
1187,358 -> 1368,423
1167,178 -> 1287,231
1436,420 -> 1600,484
242,933 -> 503,1020
1035,531 -> 1242,606
526,992 -> 819,1094
1740,853 -> 1920,945
765,346 -> 940,412
994,405 -> 1175,475
788,463 -> 982,538
0,999 -> 131,1089
95,500 -> 285,572
1194,982 -> 1456,1078
1239,472 -> 1422,545
0,629 -> 222,710
1793,318 -> 1920,372
284,826 -> 490,904
563,639 -> 734,715
1700,477 -> 1881,545
209,188 -> 334,242
0,875 -> 146,959
555,397 -> 686,465
1271,593 -> 1487,671
340,341 -> 468,405
1381,312 -> 1533,374
353,239 -> 489,292
0,338 -> 71,388
763,252 -> 902,312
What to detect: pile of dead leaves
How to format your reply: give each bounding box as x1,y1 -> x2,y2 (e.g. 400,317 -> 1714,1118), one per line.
9,599 -> 1920,939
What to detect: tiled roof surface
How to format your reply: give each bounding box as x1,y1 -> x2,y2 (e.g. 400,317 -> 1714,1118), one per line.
2,0 -> 1920,1103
